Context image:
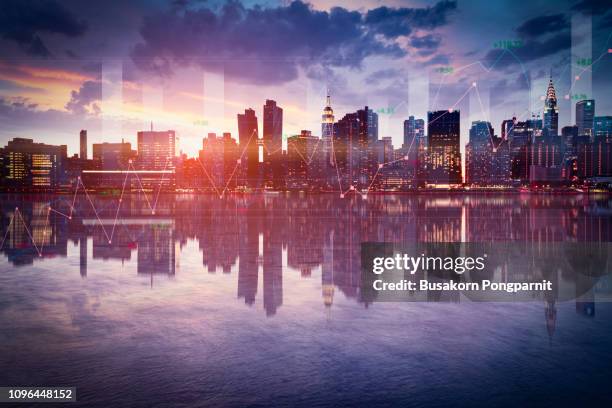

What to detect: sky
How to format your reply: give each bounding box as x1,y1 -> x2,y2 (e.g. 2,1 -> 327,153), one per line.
0,0 -> 611,157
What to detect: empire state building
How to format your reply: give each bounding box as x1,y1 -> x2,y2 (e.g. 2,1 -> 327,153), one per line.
321,91 -> 335,139
543,76 -> 559,137
321,91 -> 336,169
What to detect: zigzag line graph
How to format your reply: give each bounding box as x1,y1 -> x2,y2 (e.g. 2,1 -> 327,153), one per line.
0,81 -> 483,257
3,33 -> 610,255
0,68 -> 571,256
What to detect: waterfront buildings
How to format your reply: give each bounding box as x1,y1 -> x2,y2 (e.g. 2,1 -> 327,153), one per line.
137,129 -> 176,170
0,138 -> 66,189
427,110 -> 462,186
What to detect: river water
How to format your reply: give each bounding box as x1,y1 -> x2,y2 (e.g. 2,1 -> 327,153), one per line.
1,193 -> 611,407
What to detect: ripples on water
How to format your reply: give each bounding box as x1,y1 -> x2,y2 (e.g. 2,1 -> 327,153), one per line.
1,193 -> 612,407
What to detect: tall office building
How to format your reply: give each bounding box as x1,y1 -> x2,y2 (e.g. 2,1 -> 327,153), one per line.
334,106 -> 378,188
592,116 -> 612,177
528,135 -> 563,183
527,115 -> 543,139
79,129 -> 87,159
357,106 -> 378,186
322,92 -> 335,139
237,108 -> 259,187
465,121 -> 494,185
594,116 -> 612,142
137,130 -> 176,170
491,138 -> 511,185
199,133 -> 226,189
358,106 -> 378,144
262,100 -> 283,188
335,112 -> 359,187
562,125 -> 578,151
427,110 -> 462,185
501,119 -> 514,140
92,141 -> 134,169
506,117 -> 531,181
377,137 -> 394,164
0,138 -> 67,189
576,100 -> 595,138
543,76 -> 559,137
316,90 -> 338,187
403,116 -> 424,149
400,116 -> 424,184
286,130 -> 318,189
221,133 -> 240,189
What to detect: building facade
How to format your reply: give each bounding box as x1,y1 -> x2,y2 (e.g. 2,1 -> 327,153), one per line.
237,108 -> 260,188
1,138 -> 67,190
262,100 -> 284,189
137,130 -> 176,170
427,110 -> 462,186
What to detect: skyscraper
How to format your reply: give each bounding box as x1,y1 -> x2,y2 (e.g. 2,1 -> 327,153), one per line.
92,141 -> 134,169
401,116 -> 424,183
137,130 -> 176,170
506,117 -> 531,181
320,91 -> 336,187
501,119 -> 514,140
199,133 -> 226,190
321,91 -> 335,139
358,106 -> 378,144
576,100 -> 595,138
237,108 -> 259,187
543,76 -> 559,137
427,110 -> 462,185
335,112 -> 359,187
594,116 -> 612,142
357,106 -> 378,186
287,130 -> 318,189
334,106 -> 378,188
403,116 -> 424,149
262,100 -> 283,188
1,138 -> 67,189
79,129 -> 87,160
465,121 -> 494,185
561,125 -> 579,159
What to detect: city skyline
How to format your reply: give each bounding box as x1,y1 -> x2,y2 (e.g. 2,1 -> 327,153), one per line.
3,3 -> 612,406
1,72 -> 611,192
0,0 -> 611,157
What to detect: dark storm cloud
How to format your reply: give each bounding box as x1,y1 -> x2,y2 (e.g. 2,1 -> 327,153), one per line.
131,0 -> 455,84
410,34 -> 442,57
601,12 -> 612,28
516,14 -> 569,38
487,32 -> 570,68
364,0 -> 457,38
0,0 -> 87,57
483,11 -> 571,69
65,80 -> 101,115
571,0 -> 611,15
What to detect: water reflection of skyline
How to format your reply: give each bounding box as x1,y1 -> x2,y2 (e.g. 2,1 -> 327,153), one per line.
1,194 -> 612,325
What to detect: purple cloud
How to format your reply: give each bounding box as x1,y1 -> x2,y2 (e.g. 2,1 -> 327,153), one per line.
0,0 -> 87,57
65,80 -> 101,115
131,0 -> 455,84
